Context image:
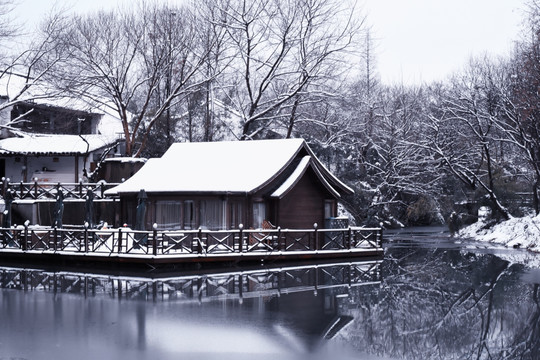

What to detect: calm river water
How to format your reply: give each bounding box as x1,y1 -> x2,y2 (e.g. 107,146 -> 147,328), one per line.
0,227 -> 539,360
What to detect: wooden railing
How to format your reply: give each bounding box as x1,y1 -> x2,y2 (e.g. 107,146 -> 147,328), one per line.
0,224 -> 383,257
0,179 -> 120,200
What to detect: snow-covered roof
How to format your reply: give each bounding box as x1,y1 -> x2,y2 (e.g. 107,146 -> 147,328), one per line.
0,72 -> 92,112
103,157 -> 147,163
0,72 -> 124,138
106,139 -> 353,196
0,133 -> 121,155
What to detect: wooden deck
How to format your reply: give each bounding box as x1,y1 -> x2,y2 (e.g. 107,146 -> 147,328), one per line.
0,225 -> 383,269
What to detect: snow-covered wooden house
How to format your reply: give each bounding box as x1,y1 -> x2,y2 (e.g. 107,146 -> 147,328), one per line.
0,72 -> 123,183
105,139 -> 353,230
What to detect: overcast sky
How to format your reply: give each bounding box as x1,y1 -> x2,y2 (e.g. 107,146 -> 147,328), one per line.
13,0 -> 528,86
361,0 -> 526,84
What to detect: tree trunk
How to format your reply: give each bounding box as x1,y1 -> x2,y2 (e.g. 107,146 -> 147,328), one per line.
533,179 -> 540,215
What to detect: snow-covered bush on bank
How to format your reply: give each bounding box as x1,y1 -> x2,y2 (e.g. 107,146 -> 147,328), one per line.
459,214 -> 540,253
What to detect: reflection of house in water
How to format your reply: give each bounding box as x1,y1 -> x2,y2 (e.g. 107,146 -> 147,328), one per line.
0,260 -> 381,354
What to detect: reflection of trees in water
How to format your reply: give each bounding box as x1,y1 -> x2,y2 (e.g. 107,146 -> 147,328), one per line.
340,247 -> 540,359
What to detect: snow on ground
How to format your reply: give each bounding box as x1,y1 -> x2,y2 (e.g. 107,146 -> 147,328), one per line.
458,214 -> 540,268
459,214 -> 540,253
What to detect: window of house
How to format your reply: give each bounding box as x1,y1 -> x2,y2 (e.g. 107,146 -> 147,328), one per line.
324,200 -> 336,219
200,199 -> 225,230
229,202 -> 243,229
252,202 -> 265,229
184,200 -> 195,230
155,201 -> 182,230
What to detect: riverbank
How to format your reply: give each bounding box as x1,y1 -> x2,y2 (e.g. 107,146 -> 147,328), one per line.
459,214 -> 540,253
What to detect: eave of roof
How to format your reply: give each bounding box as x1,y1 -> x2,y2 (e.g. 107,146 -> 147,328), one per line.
0,133 -> 120,156
270,155 -> 340,199
303,144 -> 355,195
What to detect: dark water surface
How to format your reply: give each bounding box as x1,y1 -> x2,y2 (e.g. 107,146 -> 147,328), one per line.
0,227 -> 539,359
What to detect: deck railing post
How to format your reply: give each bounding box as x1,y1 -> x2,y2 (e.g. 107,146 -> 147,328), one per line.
117,228 -> 123,253
23,220 -> 29,251
152,223 -> 158,256
79,180 -> 83,198
313,223 -> 318,251
197,227 -> 203,254
100,182 -> 105,199
84,222 -> 89,252
33,178 -> 38,199
277,226 -> 281,251
378,222 -> 384,248
19,181 -> 23,199
238,224 -> 243,252
348,227 -> 352,249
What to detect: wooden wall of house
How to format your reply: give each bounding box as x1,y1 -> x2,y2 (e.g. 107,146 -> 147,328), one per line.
276,168 -> 334,229
95,160 -> 146,183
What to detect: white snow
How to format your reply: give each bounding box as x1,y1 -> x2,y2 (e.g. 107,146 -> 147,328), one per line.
102,157 -> 147,163
107,139 -> 307,195
0,72 -> 94,112
459,214 -> 540,253
0,133 -> 120,154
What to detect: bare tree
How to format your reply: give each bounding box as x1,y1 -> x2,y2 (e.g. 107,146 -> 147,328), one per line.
421,58 -> 513,220
0,8 -> 76,132
209,0 -> 364,140
495,1 -> 540,214
47,2 -> 215,156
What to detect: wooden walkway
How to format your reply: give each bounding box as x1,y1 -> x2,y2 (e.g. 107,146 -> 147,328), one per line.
0,225 -> 383,269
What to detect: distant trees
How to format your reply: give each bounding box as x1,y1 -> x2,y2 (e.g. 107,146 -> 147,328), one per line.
500,1 -> 540,214
205,0 -> 364,140
422,58 -> 515,220
43,3 -> 217,157
0,6 -> 77,133
9,0 -> 540,226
